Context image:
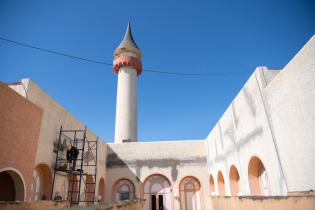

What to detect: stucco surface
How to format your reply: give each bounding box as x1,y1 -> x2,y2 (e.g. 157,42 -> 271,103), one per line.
206,67 -> 287,196
206,35 -> 315,197
264,35 -> 315,192
8,80 -> 108,201
106,140 -> 211,209
115,66 -> 138,143
211,195 -> 315,210
0,82 -> 43,200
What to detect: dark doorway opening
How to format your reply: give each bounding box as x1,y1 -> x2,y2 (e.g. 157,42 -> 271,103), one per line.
151,194 -> 164,210
151,195 -> 156,210
158,194 -> 164,210
0,171 -> 15,201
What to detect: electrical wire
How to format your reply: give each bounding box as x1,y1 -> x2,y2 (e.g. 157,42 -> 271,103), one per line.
0,36 -> 249,76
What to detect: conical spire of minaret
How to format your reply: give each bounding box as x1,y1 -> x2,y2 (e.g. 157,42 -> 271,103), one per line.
114,22 -> 142,58
118,22 -> 139,49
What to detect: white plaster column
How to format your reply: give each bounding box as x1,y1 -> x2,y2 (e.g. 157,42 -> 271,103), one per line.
115,66 -> 138,143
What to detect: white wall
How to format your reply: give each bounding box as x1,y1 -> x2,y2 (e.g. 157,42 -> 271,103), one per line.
206,35 -> 315,196
264,35 -> 315,192
206,68 -> 287,196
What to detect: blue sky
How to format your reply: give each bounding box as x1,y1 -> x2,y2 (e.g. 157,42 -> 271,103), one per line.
1,0 -> 314,142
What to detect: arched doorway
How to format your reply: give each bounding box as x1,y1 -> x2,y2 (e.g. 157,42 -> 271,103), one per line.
143,174 -> 172,210
217,171 -> 225,196
0,170 -> 25,201
209,175 -> 215,195
248,156 -> 271,196
98,178 -> 105,202
30,164 -> 52,201
179,176 -> 203,210
59,175 -> 69,201
112,178 -> 135,202
85,175 -> 95,203
68,174 -> 79,203
229,165 -> 240,196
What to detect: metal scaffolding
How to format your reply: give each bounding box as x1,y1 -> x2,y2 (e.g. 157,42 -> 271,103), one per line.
51,126 -> 98,206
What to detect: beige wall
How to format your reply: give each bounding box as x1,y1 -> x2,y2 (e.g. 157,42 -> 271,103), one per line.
0,201 -> 67,210
106,140 -> 210,210
211,195 -> 315,210
8,79 -> 108,202
0,82 -> 43,201
0,200 -> 145,210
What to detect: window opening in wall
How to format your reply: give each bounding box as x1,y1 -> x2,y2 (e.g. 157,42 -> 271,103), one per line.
217,171 -> 226,196
259,166 -> 271,196
120,192 -> 130,200
248,156 -> 271,196
179,176 -> 203,210
229,166 -> 241,196
143,174 -> 171,210
113,179 -> 135,202
31,169 -> 41,201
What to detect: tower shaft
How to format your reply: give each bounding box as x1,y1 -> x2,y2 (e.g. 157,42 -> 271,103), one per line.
113,22 -> 142,144
115,67 -> 138,143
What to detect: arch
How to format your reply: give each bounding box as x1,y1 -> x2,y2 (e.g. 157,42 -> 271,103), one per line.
30,164 -> 52,201
112,178 -> 135,202
229,165 -> 240,196
0,169 -> 25,201
85,175 -> 95,202
59,175 -> 69,201
179,176 -> 204,210
98,178 -> 105,203
248,156 -> 271,196
217,171 -> 225,196
209,175 -> 215,195
68,174 -> 79,203
142,174 -> 172,210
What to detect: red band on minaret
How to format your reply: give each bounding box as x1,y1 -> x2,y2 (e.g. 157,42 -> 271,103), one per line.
113,55 -> 142,75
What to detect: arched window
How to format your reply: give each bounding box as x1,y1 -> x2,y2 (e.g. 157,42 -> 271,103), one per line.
30,164 -> 52,201
248,156 -> 271,196
229,165 -> 241,196
85,175 -> 95,202
209,175 -> 215,195
68,174 -> 79,203
59,175 -> 69,201
143,174 -> 172,210
112,179 -> 135,202
179,176 -> 203,210
31,169 -> 41,201
98,178 -> 105,202
217,171 -> 225,196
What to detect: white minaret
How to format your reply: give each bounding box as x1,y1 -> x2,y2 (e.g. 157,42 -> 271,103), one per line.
113,22 -> 142,143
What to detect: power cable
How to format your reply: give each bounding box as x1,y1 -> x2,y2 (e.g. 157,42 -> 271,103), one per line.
0,36 -> 249,76
0,37 -> 112,66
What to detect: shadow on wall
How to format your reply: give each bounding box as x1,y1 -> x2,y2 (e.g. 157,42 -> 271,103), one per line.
107,146 -> 207,183
106,145 -> 207,210
106,149 -> 181,182
106,146 -> 143,203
